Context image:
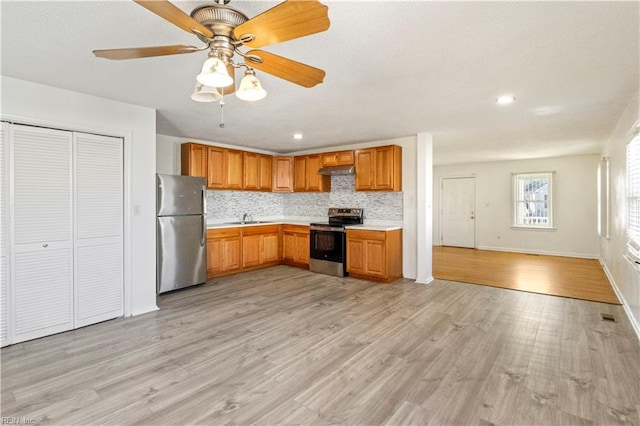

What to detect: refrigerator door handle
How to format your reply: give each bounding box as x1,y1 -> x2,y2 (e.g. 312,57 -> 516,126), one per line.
201,187 -> 207,247
202,187 -> 207,216
201,215 -> 206,247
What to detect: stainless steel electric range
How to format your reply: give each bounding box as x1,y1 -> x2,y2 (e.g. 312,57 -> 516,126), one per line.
309,208 -> 363,277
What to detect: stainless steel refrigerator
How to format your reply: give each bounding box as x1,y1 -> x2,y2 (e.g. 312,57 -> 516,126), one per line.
156,174 -> 207,294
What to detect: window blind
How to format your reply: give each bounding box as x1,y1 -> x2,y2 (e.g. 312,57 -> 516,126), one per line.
627,132 -> 640,260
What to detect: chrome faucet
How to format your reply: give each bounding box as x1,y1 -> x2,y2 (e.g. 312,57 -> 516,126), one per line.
241,212 -> 251,223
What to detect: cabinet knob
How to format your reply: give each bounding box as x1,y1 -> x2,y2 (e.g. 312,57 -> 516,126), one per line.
43,243 -> 48,248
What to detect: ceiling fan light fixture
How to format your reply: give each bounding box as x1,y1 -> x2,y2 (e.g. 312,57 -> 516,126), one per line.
197,56 -> 234,88
191,82 -> 223,102
236,69 -> 267,101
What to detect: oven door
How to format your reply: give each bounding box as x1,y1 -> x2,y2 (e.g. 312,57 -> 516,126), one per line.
310,226 -> 345,263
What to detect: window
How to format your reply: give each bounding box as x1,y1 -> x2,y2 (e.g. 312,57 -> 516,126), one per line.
513,172 -> 554,228
627,131 -> 640,260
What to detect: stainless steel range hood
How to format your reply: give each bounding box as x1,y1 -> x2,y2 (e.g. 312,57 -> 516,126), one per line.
317,165 -> 355,176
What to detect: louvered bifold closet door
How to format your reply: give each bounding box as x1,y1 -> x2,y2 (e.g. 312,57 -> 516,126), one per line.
74,133 -> 123,327
11,125 -> 73,343
1,122 -> 10,346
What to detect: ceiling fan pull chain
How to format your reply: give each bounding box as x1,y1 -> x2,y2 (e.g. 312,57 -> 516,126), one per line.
219,87 -> 225,128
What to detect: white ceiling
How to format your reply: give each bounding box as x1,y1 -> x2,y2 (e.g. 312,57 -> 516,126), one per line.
1,1 -> 638,164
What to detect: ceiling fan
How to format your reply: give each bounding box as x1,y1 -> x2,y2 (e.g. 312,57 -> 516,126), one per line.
93,0 -> 330,103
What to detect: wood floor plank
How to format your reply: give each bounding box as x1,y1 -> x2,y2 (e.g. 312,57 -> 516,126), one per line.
1,266 -> 638,425
434,246 -> 620,304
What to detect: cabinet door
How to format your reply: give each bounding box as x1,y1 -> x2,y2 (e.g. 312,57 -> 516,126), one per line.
259,155 -> 273,191
0,123 -> 8,346
242,234 -> 261,268
243,152 -> 260,190
374,146 -> 394,190
273,157 -> 293,192
226,150 -> 244,190
181,143 -> 207,177
355,149 -> 374,190
295,233 -> 310,264
283,232 -> 295,262
11,125 -> 73,343
262,234 -> 279,263
364,240 -> 386,278
74,133 -> 123,328
322,152 -> 338,167
347,238 -> 365,275
207,238 -> 223,276
207,147 -> 225,189
306,154 -> 323,191
222,237 -> 241,271
337,150 -> 355,166
293,156 -> 307,192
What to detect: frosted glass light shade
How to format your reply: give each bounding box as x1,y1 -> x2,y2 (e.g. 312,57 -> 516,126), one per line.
197,57 -> 233,88
191,83 -> 222,102
236,72 -> 267,101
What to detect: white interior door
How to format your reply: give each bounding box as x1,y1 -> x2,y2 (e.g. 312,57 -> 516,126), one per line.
11,124 -> 74,343
441,177 -> 476,248
1,122 -> 9,346
74,133 -> 123,327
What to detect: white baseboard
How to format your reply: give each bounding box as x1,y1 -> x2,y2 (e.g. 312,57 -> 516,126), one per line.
476,245 -> 599,259
415,276 -> 434,285
600,258 -> 640,341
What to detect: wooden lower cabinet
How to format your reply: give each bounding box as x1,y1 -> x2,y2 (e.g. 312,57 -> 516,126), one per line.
346,228 -> 402,283
242,225 -> 281,269
207,228 -> 242,278
282,224 -> 310,268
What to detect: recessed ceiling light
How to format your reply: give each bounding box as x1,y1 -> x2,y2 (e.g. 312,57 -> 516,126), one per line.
496,95 -> 516,105
293,133 -> 304,140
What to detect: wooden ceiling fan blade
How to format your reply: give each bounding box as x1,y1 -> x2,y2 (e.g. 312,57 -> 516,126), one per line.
93,45 -> 199,60
133,0 -> 213,38
233,0 -> 329,49
246,50 -> 325,88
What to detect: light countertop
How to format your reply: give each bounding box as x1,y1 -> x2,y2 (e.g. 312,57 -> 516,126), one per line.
345,224 -> 403,231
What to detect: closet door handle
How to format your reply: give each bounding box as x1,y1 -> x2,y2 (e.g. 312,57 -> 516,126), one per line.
43,243 -> 49,248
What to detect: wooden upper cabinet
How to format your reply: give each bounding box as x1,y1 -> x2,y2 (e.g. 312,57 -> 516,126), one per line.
259,154 -> 273,191
207,146 -> 225,188
243,152 -> 272,191
272,156 -> 294,192
355,145 -> 402,191
321,150 -> 354,167
208,146 -> 243,190
293,156 -> 307,192
293,155 -> 330,192
243,152 -> 260,190
226,149 -> 243,190
354,148 -> 374,190
181,143 -> 208,177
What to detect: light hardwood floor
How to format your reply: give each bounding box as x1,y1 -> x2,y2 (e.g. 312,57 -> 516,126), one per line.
2,266 -> 639,425
434,246 -> 621,304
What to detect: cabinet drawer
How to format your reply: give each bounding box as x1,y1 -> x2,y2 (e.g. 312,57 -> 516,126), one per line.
241,224 -> 281,236
207,227 -> 241,239
347,229 -> 386,241
282,224 -> 309,234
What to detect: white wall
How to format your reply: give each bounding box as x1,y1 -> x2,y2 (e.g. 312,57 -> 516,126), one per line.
600,92 -> 640,336
156,134 -> 424,280
433,154 -> 601,258
1,76 -> 158,316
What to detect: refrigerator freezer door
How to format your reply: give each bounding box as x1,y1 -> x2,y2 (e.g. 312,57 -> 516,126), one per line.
157,174 -> 206,216
157,215 -> 207,294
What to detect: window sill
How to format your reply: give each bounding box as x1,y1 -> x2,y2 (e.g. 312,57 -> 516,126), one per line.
510,226 -> 557,231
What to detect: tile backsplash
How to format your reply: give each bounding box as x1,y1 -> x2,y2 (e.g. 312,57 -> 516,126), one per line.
206,175 -> 403,221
